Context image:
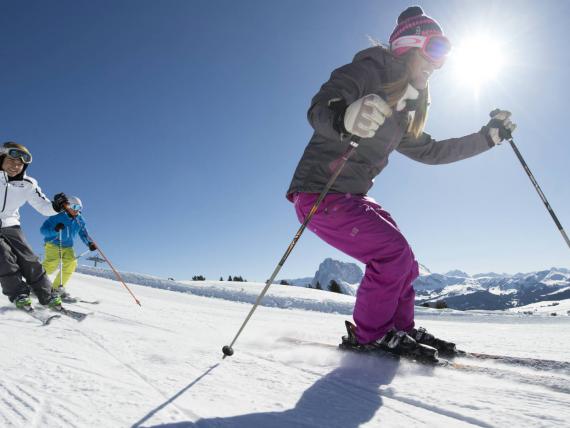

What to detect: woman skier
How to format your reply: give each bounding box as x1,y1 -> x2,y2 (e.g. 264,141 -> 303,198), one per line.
286,6 -> 516,358
41,196 -> 97,302
0,142 -> 69,310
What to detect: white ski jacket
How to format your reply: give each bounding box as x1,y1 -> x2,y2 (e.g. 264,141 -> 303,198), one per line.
0,171 -> 58,228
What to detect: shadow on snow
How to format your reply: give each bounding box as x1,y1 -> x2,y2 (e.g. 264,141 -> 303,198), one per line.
135,353 -> 401,428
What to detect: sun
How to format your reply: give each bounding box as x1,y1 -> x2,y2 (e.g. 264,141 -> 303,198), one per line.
449,35 -> 506,94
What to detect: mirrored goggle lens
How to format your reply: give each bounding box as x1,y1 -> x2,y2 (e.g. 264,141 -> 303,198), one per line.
7,149 -> 32,164
425,37 -> 451,61
70,204 -> 82,211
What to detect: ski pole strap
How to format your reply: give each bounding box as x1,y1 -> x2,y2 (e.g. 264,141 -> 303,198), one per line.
508,138 -> 570,250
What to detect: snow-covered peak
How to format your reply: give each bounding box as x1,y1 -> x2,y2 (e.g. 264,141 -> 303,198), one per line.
444,269 -> 471,278
472,272 -> 511,279
418,263 -> 431,276
311,258 -> 363,296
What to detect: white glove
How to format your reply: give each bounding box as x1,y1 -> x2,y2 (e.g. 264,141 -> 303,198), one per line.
487,110 -> 517,145
344,94 -> 392,138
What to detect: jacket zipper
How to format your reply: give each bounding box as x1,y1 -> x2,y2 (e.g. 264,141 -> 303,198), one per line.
1,172 -> 8,212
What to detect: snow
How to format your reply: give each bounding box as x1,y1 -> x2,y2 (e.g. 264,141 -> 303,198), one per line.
508,298 -> 570,316
1,270 -> 569,427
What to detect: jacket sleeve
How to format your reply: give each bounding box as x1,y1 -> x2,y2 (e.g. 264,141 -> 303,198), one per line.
395,130 -> 494,165
307,57 -> 384,140
40,216 -> 57,242
76,217 -> 92,247
25,178 -> 58,216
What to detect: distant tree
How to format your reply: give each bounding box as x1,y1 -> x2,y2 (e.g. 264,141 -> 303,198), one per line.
233,276 -> 243,282
219,276 -> 223,281
435,300 -> 448,309
421,302 -> 430,308
329,280 -> 343,294
192,275 -> 206,281
228,275 -> 233,281
280,280 -> 290,285
168,277 -> 175,281
315,281 -> 322,290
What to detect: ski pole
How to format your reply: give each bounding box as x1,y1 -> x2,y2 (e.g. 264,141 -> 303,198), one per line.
222,136 -> 360,359
491,110 -> 570,250
65,207 -> 142,307
75,249 -> 91,260
58,229 -> 63,289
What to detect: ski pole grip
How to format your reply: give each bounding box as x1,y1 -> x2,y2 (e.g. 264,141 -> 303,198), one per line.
488,109 -> 512,140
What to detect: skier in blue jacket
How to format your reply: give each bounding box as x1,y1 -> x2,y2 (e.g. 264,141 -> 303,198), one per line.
40,196 -> 96,300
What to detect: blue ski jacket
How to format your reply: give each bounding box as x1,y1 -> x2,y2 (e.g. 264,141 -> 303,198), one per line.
40,212 -> 92,248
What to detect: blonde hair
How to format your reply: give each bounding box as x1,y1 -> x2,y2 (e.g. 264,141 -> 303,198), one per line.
379,48 -> 430,139
368,42 -> 430,138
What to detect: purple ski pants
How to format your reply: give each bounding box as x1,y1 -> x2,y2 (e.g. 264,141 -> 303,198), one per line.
293,192 -> 419,344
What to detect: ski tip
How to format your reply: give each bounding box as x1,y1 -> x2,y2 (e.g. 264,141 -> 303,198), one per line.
42,315 -> 62,326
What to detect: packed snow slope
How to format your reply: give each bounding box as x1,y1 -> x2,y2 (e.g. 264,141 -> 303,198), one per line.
1,271 -> 569,427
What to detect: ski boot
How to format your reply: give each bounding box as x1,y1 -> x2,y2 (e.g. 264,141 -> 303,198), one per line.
408,327 -> 458,356
340,321 -> 439,363
14,294 -> 32,311
55,287 -> 77,303
47,294 -> 63,311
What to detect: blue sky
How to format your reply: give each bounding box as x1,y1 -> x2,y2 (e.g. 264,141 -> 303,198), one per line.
2,0 -> 569,281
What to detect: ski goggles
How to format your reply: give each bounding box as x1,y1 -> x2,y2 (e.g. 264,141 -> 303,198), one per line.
391,35 -> 451,67
3,148 -> 32,164
68,203 -> 82,212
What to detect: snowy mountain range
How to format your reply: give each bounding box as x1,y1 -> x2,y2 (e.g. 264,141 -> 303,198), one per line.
282,259 -> 570,311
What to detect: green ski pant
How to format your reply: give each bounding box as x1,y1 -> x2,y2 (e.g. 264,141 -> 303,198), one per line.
43,243 -> 77,288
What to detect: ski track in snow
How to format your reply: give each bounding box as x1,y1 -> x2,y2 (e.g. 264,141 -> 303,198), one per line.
0,272 -> 569,427
261,341 -> 570,423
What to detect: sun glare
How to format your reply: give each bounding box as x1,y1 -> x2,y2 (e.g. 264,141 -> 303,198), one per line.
450,35 -> 505,93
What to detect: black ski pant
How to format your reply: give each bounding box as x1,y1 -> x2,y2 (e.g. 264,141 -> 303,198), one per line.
0,226 -> 53,304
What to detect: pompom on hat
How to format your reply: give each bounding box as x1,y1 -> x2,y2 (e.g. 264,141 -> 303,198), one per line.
389,6 -> 444,57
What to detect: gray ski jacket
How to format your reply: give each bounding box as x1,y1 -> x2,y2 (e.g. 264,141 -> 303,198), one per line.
286,46 -> 493,199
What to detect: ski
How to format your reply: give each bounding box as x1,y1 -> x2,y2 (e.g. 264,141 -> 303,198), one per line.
455,351 -> 570,372
17,306 -> 61,325
278,337 -> 451,367
61,296 -> 100,305
78,299 -> 100,305
279,337 -> 570,374
49,306 -> 90,322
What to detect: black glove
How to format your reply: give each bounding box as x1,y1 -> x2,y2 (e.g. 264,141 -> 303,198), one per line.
52,193 -> 69,212
328,98 -> 349,135
88,242 -> 97,251
54,223 -> 65,232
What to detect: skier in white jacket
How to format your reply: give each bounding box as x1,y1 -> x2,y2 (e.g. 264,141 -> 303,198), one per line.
0,142 -> 69,309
